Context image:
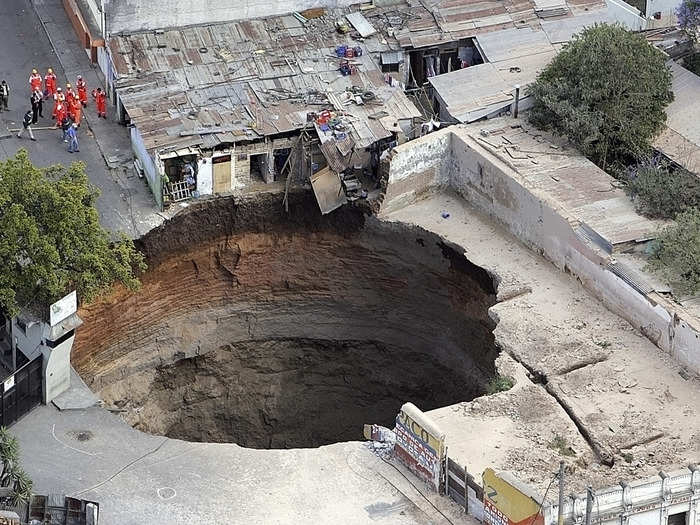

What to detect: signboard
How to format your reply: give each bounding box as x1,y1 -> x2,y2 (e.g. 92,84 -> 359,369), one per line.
394,402 -> 445,491
49,291 -> 77,326
3,376 -> 14,393
483,468 -> 544,525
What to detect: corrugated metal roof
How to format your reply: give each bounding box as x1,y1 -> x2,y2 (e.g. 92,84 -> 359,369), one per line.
112,8 -> 420,155
539,9 -> 609,42
429,48 -> 554,122
475,27 -> 554,62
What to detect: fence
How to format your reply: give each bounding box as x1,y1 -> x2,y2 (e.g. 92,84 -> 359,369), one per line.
445,456 -> 485,521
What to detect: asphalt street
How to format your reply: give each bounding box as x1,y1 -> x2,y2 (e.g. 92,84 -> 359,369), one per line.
0,0 -> 162,236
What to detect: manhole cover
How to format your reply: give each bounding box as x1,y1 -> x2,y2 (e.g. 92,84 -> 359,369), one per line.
68,430 -> 94,442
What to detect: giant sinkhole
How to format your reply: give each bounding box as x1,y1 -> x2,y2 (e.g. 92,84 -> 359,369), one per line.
73,192 -> 499,449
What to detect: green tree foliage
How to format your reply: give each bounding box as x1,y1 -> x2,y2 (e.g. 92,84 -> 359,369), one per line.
648,208 -> 700,295
626,161 -> 700,219
0,150 -> 146,316
0,427 -> 32,507
529,24 -> 674,169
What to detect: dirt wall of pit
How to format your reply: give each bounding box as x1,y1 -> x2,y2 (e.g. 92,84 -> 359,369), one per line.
73,191 -> 499,447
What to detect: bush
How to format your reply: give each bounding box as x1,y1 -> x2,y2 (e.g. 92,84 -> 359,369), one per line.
648,208 -> 700,295
626,161 -> 700,219
486,375 -> 514,394
529,24 -> 673,169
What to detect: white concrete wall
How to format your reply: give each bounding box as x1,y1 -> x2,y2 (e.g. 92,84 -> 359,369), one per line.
130,126 -> 161,209
41,334 -> 75,404
197,156 -> 213,195
83,0 -> 103,34
645,0 -> 679,19
105,0 -> 357,33
381,128 -> 453,214
607,0 -> 648,29
381,128 -> 700,375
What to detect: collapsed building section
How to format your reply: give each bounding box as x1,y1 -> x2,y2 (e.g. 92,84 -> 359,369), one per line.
72,192 -> 500,448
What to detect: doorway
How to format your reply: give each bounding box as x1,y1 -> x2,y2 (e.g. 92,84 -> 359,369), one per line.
212,155 -> 231,193
250,153 -> 267,183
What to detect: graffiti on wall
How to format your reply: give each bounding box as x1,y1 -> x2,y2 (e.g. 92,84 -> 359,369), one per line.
394,402 -> 445,491
483,468 -> 544,525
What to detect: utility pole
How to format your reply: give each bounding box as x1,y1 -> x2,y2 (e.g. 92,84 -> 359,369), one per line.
585,486 -> 594,525
557,461 -> 565,525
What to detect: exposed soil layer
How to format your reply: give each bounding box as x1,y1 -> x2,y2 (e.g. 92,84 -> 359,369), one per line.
74,192 -> 499,448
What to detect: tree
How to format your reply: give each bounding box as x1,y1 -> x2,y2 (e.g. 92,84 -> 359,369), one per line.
0,427 -> 32,507
648,208 -> 700,295
677,0 -> 700,42
626,159 -> 700,219
529,24 -> 674,170
0,150 -> 146,317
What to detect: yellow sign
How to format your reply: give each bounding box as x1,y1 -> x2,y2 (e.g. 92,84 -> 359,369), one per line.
483,468 -> 543,525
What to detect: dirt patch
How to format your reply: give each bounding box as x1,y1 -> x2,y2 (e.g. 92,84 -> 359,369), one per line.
74,191 -> 499,449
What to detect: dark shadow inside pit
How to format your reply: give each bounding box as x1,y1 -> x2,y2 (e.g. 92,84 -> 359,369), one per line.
74,192 -> 499,449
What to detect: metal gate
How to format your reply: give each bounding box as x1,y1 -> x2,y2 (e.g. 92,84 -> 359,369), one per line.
28,494 -> 98,525
0,355 -> 43,427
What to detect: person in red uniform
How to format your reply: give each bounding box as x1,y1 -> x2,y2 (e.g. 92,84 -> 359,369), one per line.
45,68 -> 57,97
52,87 -> 65,119
54,102 -> 67,127
76,76 -> 88,107
92,87 -> 106,118
29,69 -> 42,93
65,83 -> 76,107
69,96 -> 82,126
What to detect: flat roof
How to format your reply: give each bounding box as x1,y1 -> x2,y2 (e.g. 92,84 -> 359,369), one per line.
454,119 -> 666,247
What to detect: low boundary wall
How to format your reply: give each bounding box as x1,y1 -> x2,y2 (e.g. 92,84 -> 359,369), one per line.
380,127 -> 700,375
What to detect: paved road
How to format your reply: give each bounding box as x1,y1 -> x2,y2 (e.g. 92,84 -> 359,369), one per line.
0,0 -> 162,236
12,373 -> 468,525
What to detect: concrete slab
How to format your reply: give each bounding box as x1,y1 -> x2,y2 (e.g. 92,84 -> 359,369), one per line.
383,191 -> 700,494
52,368 -> 99,410
12,403 -> 475,524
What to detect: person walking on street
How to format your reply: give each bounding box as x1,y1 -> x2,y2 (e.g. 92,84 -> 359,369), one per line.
92,87 -> 106,118
17,108 -> 36,140
45,68 -> 57,97
0,81 -> 9,111
31,88 -> 43,123
29,69 -> 42,93
67,123 -> 79,153
76,76 -> 88,107
60,114 -> 72,142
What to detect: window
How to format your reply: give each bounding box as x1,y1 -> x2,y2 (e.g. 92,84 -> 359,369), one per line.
668,513 -> 687,525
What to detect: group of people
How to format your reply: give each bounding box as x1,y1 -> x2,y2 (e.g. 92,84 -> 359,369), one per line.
16,67 -> 108,152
